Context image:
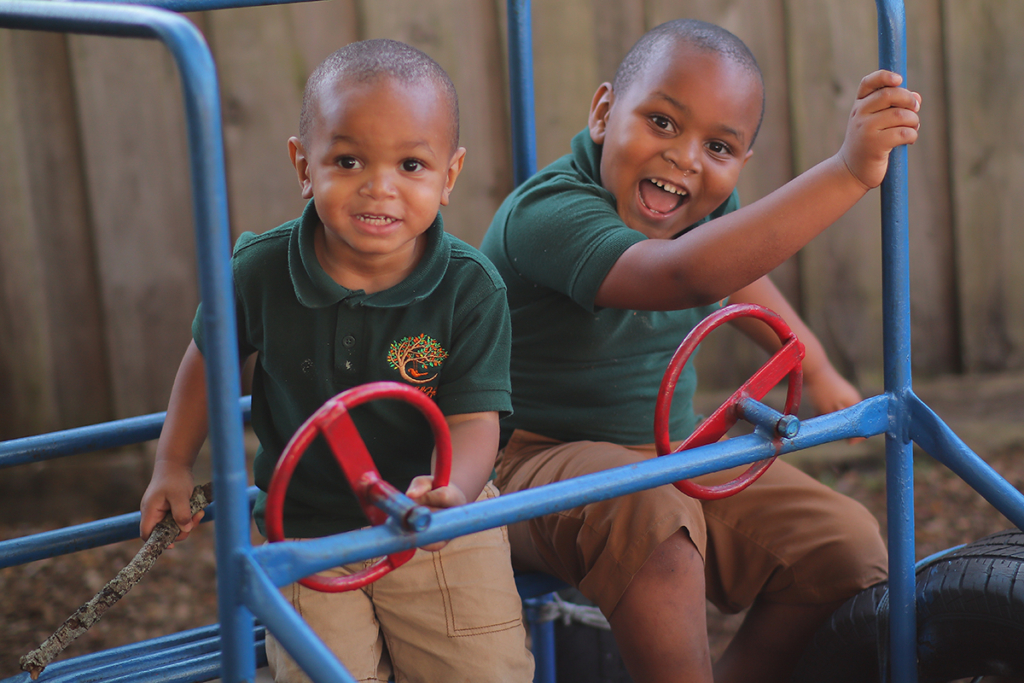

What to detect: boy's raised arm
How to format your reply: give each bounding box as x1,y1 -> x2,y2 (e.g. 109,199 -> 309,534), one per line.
595,70 -> 921,311
139,340 -> 212,542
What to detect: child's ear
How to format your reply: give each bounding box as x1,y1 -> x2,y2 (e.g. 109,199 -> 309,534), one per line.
742,147 -> 754,168
288,136 -> 314,199
588,82 -> 614,145
440,146 -> 467,207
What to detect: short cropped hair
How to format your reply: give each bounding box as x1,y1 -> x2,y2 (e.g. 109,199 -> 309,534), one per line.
299,39 -> 459,152
613,19 -> 765,146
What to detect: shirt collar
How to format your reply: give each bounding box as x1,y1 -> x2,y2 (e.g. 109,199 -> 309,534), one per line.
289,199 -> 450,309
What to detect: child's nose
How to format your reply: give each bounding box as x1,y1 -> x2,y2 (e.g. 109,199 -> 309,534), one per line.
360,168 -> 398,198
665,140 -> 701,175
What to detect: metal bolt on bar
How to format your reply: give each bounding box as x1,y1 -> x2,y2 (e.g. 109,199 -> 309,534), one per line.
735,397 -> 800,439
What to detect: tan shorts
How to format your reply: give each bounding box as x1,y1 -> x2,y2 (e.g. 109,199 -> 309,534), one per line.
265,483 -> 534,683
496,430 -> 888,616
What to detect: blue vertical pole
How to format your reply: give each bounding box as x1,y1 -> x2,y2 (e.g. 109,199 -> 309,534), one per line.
506,3 -> 552,678
876,1 -> 916,681
178,37 -> 255,683
506,0 -> 537,185
0,4 -> 255,681
524,595 -> 557,683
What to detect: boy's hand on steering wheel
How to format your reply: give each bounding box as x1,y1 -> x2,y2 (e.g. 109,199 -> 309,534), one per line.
406,475 -> 468,551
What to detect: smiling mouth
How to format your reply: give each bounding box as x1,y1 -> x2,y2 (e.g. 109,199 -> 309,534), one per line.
638,178 -> 688,215
357,213 -> 399,227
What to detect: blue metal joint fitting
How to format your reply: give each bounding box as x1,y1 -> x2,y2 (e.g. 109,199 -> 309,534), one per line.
735,397 -> 800,439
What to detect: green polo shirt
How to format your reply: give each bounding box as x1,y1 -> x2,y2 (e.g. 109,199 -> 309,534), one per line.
194,200 -> 512,537
480,129 -> 739,446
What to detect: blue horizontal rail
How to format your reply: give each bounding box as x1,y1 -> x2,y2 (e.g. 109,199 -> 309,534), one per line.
253,396 -> 890,587
0,396 -> 251,469
0,486 -> 259,569
0,623 -> 267,683
67,0 -> 321,10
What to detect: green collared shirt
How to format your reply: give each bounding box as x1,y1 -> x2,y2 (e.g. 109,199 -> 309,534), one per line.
480,129 -> 739,446
195,200 -> 512,537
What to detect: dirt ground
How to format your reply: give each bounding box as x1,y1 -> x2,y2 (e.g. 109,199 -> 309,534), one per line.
3,374 -> 1024,678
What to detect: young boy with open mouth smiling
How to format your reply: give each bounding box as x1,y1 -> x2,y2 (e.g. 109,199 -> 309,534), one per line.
482,18 -> 921,683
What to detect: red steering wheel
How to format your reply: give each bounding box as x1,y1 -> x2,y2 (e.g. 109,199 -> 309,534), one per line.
265,381 -> 452,592
655,303 -> 805,500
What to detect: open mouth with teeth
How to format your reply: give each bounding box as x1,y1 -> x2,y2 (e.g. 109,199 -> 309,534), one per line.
357,213 -> 400,227
638,178 -> 688,215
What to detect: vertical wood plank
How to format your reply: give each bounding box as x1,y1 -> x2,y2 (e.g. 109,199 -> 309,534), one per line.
786,0 -> 883,387
592,0 -> 646,85
359,0 -> 512,246
206,2 -> 359,239
945,0 -> 1024,372
530,0 -> 599,168
69,35 -> 199,418
10,31 -> 113,430
902,0 -> 957,376
0,30 -> 56,439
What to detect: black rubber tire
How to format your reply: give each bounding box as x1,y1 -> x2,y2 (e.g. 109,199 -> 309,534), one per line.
792,529 -> 1024,683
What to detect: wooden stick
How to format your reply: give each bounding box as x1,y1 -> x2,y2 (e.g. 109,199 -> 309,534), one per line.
20,482 -> 214,680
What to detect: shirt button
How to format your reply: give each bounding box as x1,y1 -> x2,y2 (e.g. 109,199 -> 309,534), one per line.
342,335 -> 356,348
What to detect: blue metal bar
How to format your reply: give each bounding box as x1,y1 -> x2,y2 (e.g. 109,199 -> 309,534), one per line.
368,482 -> 433,532
0,486 -> 258,569
240,554 -> 359,683
913,544 -> 964,572
524,595 -> 557,683
0,624 -> 266,683
0,4 -> 254,679
0,396 -> 251,469
506,0 -> 537,185
876,1 -> 916,680
68,0 -> 321,10
254,396 -> 890,587
908,393 -> 1024,530
515,572 -> 569,600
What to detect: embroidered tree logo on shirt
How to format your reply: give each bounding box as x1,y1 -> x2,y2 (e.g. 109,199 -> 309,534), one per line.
387,334 -> 448,386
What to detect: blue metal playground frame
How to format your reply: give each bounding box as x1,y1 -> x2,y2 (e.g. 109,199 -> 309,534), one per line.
2,0 -> 1024,682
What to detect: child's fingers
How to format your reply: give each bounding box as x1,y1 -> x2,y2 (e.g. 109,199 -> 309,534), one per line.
857,85 -> 921,118
419,539 -> 450,552
856,69 -> 903,99
405,475 -> 435,501
139,501 -> 170,541
874,120 -> 920,150
415,486 -> 466,510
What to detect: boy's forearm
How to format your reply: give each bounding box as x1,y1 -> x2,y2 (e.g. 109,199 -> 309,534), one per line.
598,155 -> 867,311
444,412 -> 501,503
731,276 -> 862,418
728,276 -> 832,376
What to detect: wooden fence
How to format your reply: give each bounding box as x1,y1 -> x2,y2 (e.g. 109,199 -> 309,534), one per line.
1,0 -> 1022,441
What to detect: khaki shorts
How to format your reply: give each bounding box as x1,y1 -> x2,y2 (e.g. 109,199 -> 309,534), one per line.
496,430 -> 888,616
265,483 -> 534,683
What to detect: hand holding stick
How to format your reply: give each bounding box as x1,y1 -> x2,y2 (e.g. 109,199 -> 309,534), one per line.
20,482 -> 214,680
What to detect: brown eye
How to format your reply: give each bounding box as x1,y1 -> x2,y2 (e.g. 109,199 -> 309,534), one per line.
707,141 -> 731,155
337,156 -> 360,170
402,159 -> 424,172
